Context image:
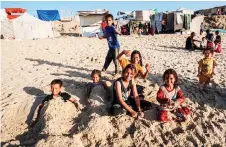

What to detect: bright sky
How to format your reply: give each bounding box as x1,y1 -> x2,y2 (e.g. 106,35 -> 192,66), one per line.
1,1 -> 226,18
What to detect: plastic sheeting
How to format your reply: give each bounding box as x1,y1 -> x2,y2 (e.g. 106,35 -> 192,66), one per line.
37,10 -> 60,21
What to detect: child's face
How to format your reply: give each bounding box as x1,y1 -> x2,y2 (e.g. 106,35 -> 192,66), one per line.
106,17 -> 113,26
51,84 -> 62,96
92,74 -> 100,83
202,38 -> 205,41
164,74 -> 175,87
122,68 -> 134,81
204,51 -> 212,58
132,54 -> 140,64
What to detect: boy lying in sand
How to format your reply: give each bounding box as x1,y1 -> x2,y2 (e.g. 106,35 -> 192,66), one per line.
157,69 -> 190,122
30,79 -> 80,127
86,69 -> 112,107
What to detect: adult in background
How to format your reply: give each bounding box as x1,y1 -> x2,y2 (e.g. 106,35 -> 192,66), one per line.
185,32 -> 201,51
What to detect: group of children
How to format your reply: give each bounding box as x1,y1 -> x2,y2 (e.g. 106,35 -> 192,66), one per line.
30,14 -> 224,127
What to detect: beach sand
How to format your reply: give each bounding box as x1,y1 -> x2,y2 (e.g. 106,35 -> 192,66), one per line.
1,34 -> 226,146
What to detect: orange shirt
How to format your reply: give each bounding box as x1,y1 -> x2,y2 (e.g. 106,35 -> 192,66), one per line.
119,58 -> 144,79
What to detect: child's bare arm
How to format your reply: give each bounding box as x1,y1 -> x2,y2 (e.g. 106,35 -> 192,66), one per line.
30,102 -> 44,126
140,64 -> 151,79
117,50 -> 130,60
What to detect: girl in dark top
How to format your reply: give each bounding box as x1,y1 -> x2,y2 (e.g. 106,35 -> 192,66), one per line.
111,64 -> 152,118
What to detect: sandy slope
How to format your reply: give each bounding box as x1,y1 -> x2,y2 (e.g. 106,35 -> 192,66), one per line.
1,34 -> 226,146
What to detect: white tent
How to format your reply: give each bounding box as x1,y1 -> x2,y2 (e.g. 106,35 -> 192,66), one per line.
1,12 -> 54,39
78,9 -> 109,37
0,9 -> 7,21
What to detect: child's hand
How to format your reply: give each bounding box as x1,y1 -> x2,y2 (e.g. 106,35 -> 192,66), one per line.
145,64 -> 151,72
123,50 -> 131,57
130,111 -> 138,118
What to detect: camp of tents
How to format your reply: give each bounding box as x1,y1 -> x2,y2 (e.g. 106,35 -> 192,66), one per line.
0,7 -> 207,39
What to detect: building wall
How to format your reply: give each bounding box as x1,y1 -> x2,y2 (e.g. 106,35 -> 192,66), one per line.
79,15 -> 105,26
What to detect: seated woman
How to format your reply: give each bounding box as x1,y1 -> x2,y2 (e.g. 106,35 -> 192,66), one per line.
185,32 -> 201,51
117,50 -> 150,96
111,64 -> 152,117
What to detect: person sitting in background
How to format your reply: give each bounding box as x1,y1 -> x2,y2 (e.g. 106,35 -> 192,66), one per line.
215,30 -> 221,44
200,37 -> 206,49
185,32 -> 201,51
205,29 -> 214,48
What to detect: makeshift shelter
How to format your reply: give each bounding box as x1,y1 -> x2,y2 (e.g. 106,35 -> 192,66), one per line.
1,12 -> 54,39
5,8 -> 26,20
135,10 -> 155,21
78,9 -> 109,37
176,8 -> 194,15
165,12 -> 184,32
116,20 -> 131,35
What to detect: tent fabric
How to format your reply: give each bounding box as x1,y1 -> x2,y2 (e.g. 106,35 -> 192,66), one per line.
1,12 -> 54,39
0,9 -> 7,21
37,10 -> 60,21
184,14 -> 191,30
5,8 -> 26,20
166,13 -> 174,31
174,13 -> 184,31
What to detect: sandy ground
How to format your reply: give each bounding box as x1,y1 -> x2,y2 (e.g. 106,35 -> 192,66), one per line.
1,34 -> 226,147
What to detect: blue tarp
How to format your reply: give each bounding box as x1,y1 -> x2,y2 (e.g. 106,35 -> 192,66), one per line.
37,10 -> 60,21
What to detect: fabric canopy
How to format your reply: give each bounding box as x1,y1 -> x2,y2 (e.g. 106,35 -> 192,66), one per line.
5,8 -> 26,20
37,10 -> 60,21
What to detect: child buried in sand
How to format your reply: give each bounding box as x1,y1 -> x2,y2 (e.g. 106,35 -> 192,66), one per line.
111,64 -> 152,118
157,69 -> 190,122
197,49 -> 217,90
30,79 -> 80,127
86,69 -> 112,107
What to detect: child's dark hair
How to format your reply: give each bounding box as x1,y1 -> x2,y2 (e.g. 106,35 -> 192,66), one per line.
105,14 -> 113,20
51,79 -> 63,87
131,50 -> 143,66
91,69 -> 101,78
206,29 -> 210,34
162,69 -> 179,88
215,30 -> 219,34
203,47 -> 213,54
122,64 -> 136,75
